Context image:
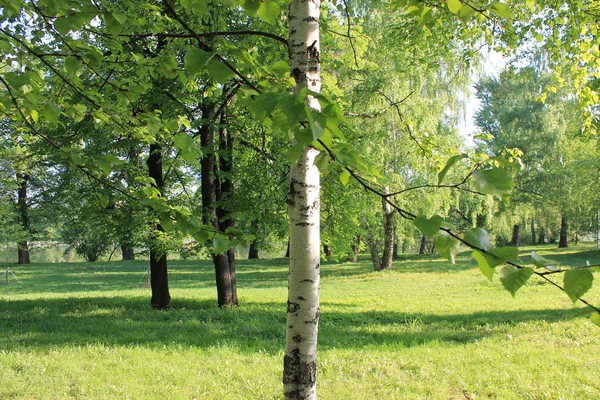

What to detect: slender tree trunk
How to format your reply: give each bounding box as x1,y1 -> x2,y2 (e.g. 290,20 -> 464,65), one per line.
380,189 -> 394,270
285,238 -> 290,257
147,143 -> 170,310
16,173 -> 30,264
419,235 -> 427,255
283,1 -> 321,398
558,215 -> 568,248
393,240 -> 399,259
248,220 -> 260,259
201,102 -> 238,307
323,244 -> 332,257
531,219 -> 536,245
361,214 -> 381,271
510,224 -> 521,246
349,234 -> 360,263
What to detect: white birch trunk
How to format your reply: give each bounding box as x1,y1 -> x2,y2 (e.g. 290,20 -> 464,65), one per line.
284,0 -> 321,398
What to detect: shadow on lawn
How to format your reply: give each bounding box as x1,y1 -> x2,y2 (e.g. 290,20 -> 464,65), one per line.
0,295 -> 579,355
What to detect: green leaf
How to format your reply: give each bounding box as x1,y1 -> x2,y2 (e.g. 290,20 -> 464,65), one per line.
192,229 -> 209,243
102,11 -> 123,35
53,16 -> 81,35
257,0 -> 280,23
173,132 -> 194,151
97,194 -> 109,208
286,143 -> 305,163
564,269 -> 594,303
531,251 -> 558,270
270,60 -> 290,78
499,266 -> 534,297
184,48 -> 213,76
472,251 -> 496,282
306,106 -> 326,141
339,169 -> 351,185
213,234 -> 230,254
438,153 -> 467,184
70,151 -> 84,166
473,167 -> 513,200
447,0 -> 462,14
489,246 -> 520,263
278,93 -> 305,125
65,56 -> 82,76
464,228 -> 492,251
414,214 -> 443,238
248,92 -> 280,122
436,232 -> 461,264
206,59 -> 235,83
591,312 -> 600,327
43,102 -> 62,124
490,2 -> 515,19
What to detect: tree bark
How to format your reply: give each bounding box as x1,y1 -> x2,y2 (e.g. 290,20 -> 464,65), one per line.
530,219 -> 536,245
558,215 -> 568,248
285,238 -> 290,257
361,214 -> 381,271
121,244 -> 135,260
16,173 -> 30,264
248,220 -> 260,259
510,224 -> 521,246
538,228 -> 546,244
201,101 -> 238,307
284,1 -> 321,398
323,244 -> 332,257
380,190 -> 394,270
393,241 -> 399,259
147,143 -> 170,310
349,235 -> 360,263
419,235 -> 427,255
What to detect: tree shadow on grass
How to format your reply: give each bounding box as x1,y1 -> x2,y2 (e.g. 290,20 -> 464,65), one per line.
0,296 -> 582,356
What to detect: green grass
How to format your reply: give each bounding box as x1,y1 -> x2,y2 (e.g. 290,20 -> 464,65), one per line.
1,243 -> 600,399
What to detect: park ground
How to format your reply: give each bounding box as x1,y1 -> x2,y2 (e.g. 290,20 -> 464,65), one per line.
1,243 -> 599,399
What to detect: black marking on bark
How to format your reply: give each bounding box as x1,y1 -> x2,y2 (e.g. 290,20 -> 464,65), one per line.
303,16 -> 319,23
287,301 -> 300,314
315,263 -> 320,269
304,307 -> 320,325
283,348 -> 317,393
297,296 -> 306,301
292,334 -> 304,343
300,279 -> 314,283
296,222 -> 312,226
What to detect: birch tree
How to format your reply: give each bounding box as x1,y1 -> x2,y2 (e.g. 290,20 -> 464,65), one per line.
283,0 -> 322,398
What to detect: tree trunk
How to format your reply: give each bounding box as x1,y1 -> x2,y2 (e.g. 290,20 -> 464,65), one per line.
510,224 -> 521,246
380,190 -> 394,270
285,238 -> 290,257
538,228 -> 546,244
147,143 -> 170,310
323,244 -> 332,257
419,235 -> 427,255
476,214 -> 486,228
530,219 -> 536,245
283,1 -> 321,398
248,220 -> 260,259
361,214 -> 381,271
201,102 -> 238,307
393,240 -> 399,259
349,235 -> 360,263
558,215 -> 568,248
121,244 -> 135,260
16,173 -> 30,264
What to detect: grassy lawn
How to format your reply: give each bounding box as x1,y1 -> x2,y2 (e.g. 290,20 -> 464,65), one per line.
1,243 -> 599,399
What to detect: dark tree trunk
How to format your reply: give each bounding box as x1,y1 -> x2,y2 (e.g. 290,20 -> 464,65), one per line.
349,235 -> 360,262
121,244 -> 135,260
558,215 -> 568,248
510,224 -> 521,246
361,214 -> 381,271
147,143 -> 170,310
323,244 -> 332,257
538,228 -> 546,244
531,219 -> 536,245
476,214 -> 486,228
248,220 -> 259,259
201,102 -> 237,307
380,192 -> 394,270
285,239 -> 290,257
419,235 -> 427,255
393,241 -> 399,259
16,173 -> 30,264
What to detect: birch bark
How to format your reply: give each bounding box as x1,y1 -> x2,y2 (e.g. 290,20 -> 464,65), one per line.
284,0 -> 322,398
